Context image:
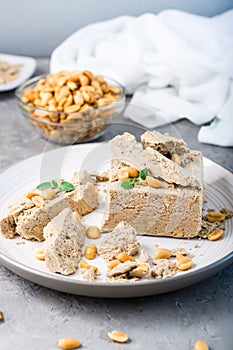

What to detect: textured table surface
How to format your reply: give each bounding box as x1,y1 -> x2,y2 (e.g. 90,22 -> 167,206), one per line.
0,59 -> 233,350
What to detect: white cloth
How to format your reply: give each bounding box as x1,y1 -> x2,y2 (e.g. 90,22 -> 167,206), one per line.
50,10 -> 233,146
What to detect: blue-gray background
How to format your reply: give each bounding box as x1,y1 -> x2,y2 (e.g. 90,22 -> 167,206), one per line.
1,0 -> 233,57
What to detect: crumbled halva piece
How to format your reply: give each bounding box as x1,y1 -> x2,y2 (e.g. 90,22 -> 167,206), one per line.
139,248 -> 149,262
66,182 -> 98,216
141,131 -> 189,156
98,221 -> 140,261
107,261 -> 139,278
44,208 -> 85,275
15,193 -> 68,241
70,170 -> 95,185
171,247 -> 188,256
151,259 -> 177,279
0,196 -> 34,238
81,267 -> 96,281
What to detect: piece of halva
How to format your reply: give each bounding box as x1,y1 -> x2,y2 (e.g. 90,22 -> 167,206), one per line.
98,221 -> 140,261
44,208 -> 85,275
102,131 -> 204,238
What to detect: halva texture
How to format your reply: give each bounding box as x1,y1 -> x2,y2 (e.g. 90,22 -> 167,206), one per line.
102,131 -> 204,238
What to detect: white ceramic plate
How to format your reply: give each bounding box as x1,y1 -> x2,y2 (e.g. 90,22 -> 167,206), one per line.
0,53 -> 36,92
0,143 -> 232,298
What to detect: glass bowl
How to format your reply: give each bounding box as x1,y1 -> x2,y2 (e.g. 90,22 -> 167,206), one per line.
15,74 -> 125,144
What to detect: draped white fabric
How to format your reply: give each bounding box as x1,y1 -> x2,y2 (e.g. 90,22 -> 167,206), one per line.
51,10 -> 233,146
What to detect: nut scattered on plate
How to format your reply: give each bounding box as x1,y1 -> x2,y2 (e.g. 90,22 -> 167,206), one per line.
0,61 -> 22,85
57,337 -> 81,349
108,330 -> 129,343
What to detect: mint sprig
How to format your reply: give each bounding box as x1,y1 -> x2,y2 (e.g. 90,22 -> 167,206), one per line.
36,182 -> 52,190
121,167 -> 148,190
59,181 -> 75,192
37,180 -> 74,193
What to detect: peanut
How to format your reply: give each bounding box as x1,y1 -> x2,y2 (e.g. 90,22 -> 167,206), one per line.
155,248 -> 172,259
0,311 -> 3,321
146,176 -> 162,188
86,226 -> 101,239
171,153 -> 181,166
117,252 -> 135,263
122,166 -> 139,178
108,330 -> 128,343
193,340 -> 209,350
79,260 -> 98,272
176,254 -> 193,271
107,259 -> 120,270
57,337 -> 81,349
25,192 -> 39,200
31,195 -> 45,208
118,169 -> 129,181
205,211 -> 225,222
85,244 -> 97,260
35,249 -> 45,261
129,264 -> 149,278
207,229 -> 224,241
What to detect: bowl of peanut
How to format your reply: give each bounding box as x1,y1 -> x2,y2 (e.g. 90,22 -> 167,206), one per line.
15,70 -> 125,144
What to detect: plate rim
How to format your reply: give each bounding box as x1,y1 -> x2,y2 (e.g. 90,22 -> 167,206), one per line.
0,53 -> 36,92
0,143 -> 233,293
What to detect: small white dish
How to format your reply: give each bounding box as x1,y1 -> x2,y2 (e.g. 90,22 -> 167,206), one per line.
0,53 -> 36,92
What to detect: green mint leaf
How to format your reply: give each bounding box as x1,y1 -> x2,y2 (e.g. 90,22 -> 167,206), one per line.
36,182 -> 52,190
59,181 -> 75,192
51,180 -> 58,189
139,168 -> 148,180
121,180 -> 135,190
132,177 -> 140,183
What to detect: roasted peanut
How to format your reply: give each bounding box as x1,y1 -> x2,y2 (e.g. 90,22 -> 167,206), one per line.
85,244 -> 97,260
35,249 -> 45,261
0,311 -> 3,321
108,330 -> 128,343
31,195 -> 45,208
129,264 -> 149,278
86,226 -> 101,239
207,229 -> 224,241
155,248 -> 172,259
79,259 -> 98,272
25,192 -> 39,200
118,169 -> 129,181
117,252 -> 135,263
146,176 -> 162,188
107,259 -> 120,270
205,211 -> 225,222
176,254 -> 193,271
193,340 -> 209,350
57,337 -> 81,349
121,166 -> 139,178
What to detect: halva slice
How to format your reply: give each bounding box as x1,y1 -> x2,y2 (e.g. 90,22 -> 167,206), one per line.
44,208 -> 85,275
102,131 -> 204,238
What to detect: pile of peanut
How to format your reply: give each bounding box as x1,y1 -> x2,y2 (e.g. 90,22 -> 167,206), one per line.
0,61 -> 22,85
20,70 -> 123,143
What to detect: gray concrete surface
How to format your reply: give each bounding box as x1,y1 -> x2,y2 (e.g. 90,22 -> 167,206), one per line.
0,0 -> 233,56
0,59 -> 233,350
